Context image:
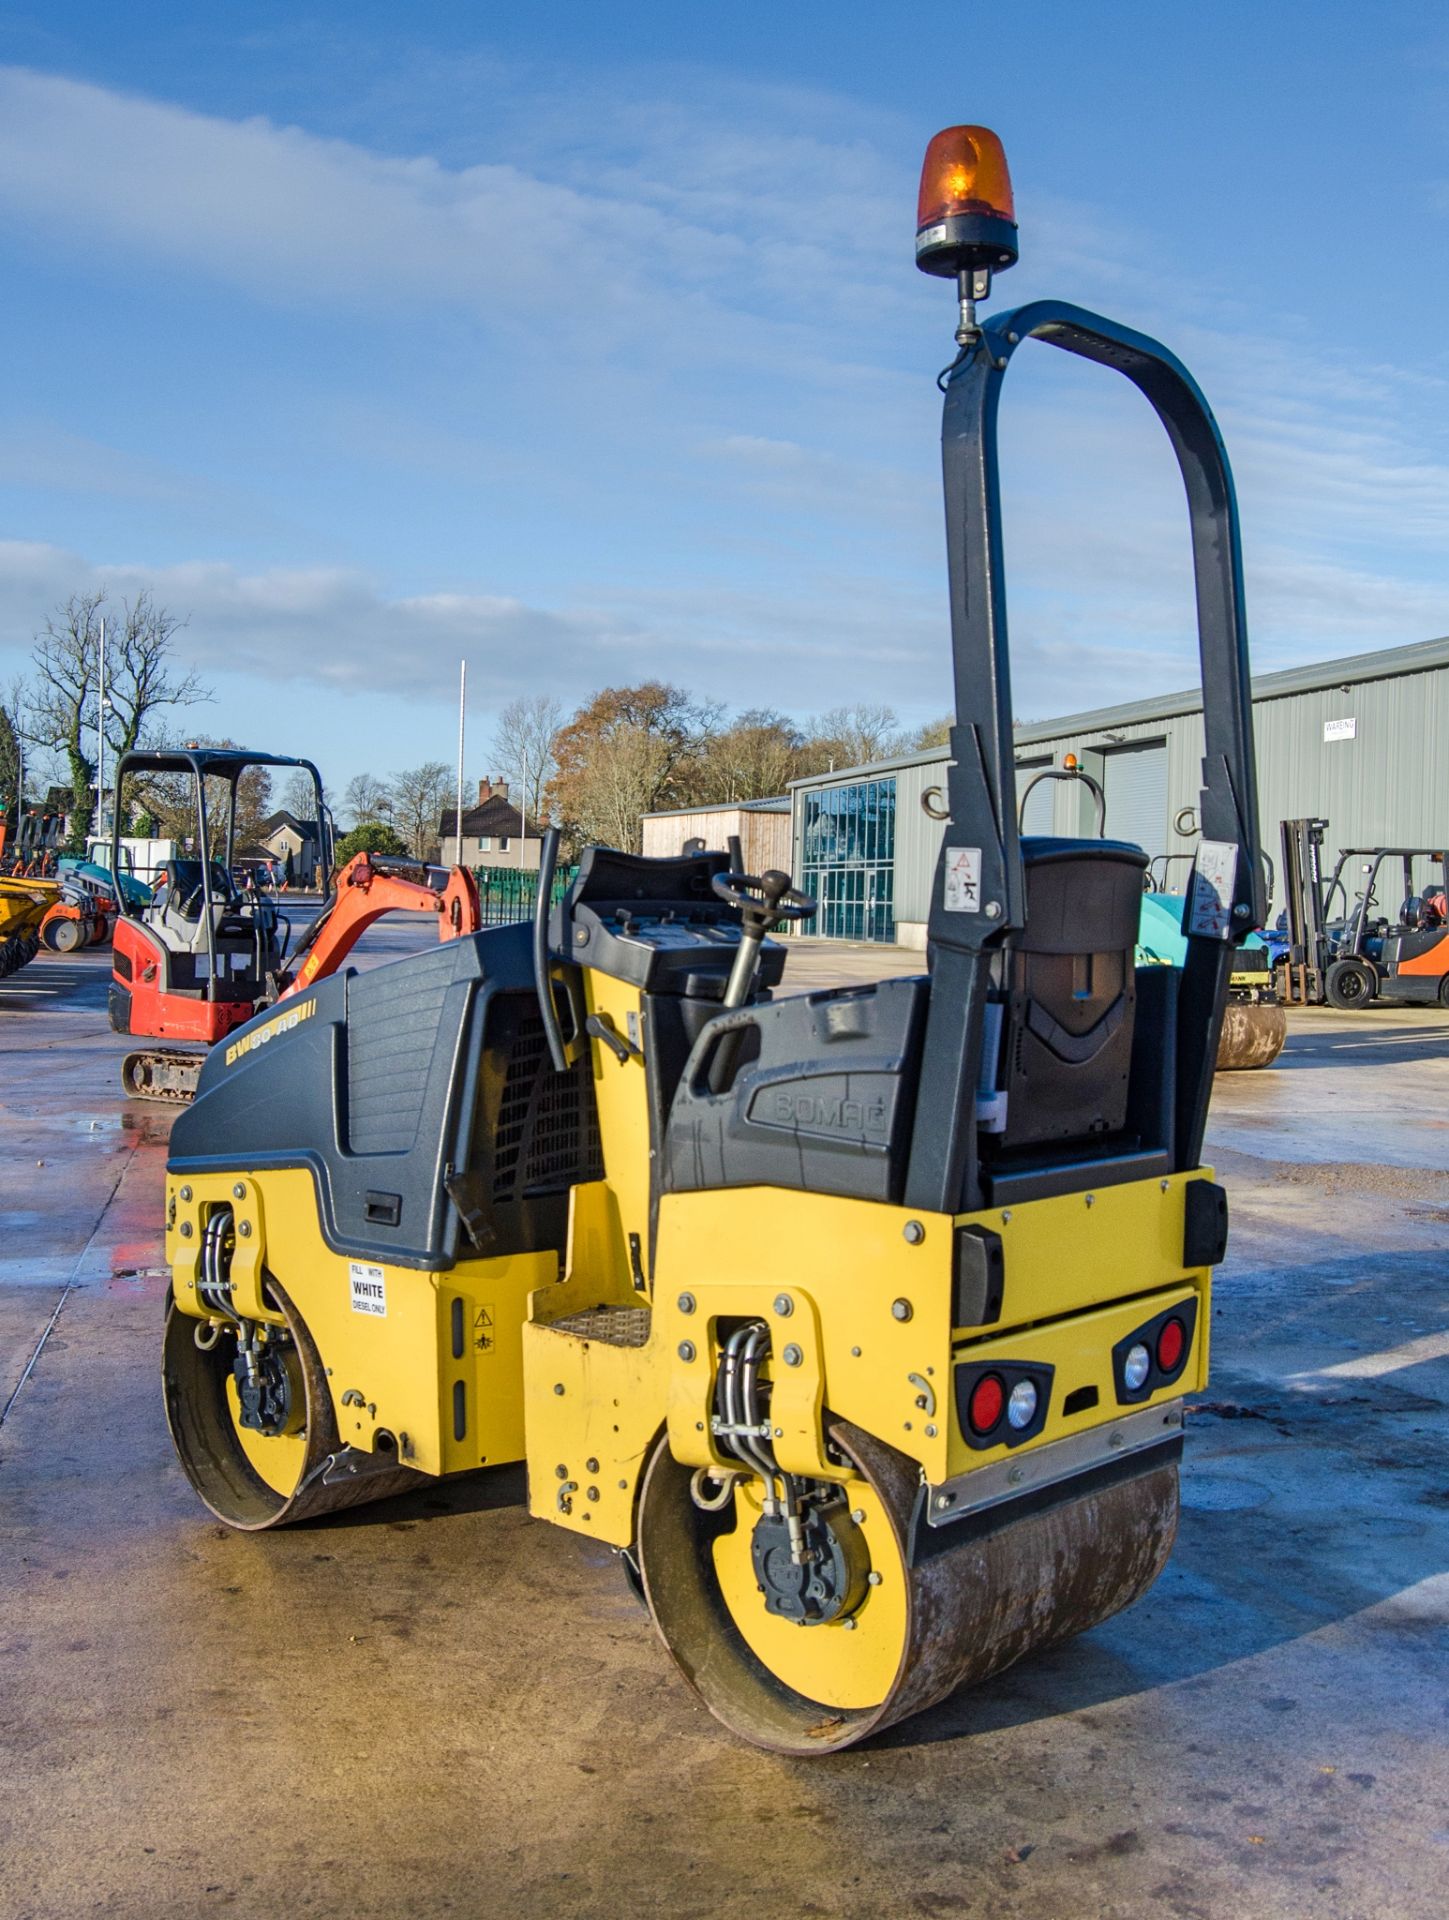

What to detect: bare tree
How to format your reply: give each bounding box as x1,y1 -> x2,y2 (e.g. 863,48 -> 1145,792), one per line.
0,701 -> 20,823
489,694 -> 563,826
391,760 -> 452,861
131,740 -> 274,853
696,709 -> 803,804
280,770 -> 321,821
104,591 -> 207,760
913,714 -> 952,751
800,702 -> 907,775
26,591 -> 208,851
343,771 -> 392,828
564,723 -> 680,853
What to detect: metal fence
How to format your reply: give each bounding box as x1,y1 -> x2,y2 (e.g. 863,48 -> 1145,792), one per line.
472,863 -> 577,926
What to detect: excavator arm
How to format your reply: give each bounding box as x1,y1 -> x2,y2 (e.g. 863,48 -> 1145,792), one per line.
278,854 -> 481,1000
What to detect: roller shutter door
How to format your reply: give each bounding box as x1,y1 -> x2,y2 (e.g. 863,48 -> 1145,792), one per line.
1102,742 -> 1167,857
1016,760 -> 1055,836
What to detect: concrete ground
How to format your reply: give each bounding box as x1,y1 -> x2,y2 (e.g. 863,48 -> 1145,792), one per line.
2,928 -> 1447,1920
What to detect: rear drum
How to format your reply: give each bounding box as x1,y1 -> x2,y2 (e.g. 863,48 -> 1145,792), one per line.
162,1280 -> 420,1530
636,1420 -> 1180,1754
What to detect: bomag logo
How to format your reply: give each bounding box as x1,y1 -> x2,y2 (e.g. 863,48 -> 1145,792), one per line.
767,1091 -> 889,1136
224,998 -> 317,1067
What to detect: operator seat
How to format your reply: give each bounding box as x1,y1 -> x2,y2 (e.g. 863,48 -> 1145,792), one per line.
989,836 -> 1147,1150
664,833 -> 1168,1210
149,859 -> 259,960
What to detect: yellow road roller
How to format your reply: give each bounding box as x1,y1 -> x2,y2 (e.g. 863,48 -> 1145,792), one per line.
161,123 -> 1265,1753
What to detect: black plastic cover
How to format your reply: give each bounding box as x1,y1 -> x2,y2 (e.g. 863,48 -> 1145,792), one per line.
550,845 -> 786,996
168,923 -> 591,1270
953,1225 -> 1005,1327
664,978 -> 927,1204
1183,1180 -> 1229,1268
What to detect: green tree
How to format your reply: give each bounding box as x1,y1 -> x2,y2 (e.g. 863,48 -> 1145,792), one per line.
334,820 -> 408,864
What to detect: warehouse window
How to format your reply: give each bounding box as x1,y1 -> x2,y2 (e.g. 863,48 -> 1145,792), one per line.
800,776 -> 896,942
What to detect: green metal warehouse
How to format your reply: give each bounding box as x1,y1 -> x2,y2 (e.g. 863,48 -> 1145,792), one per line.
789,634 -> 1449,945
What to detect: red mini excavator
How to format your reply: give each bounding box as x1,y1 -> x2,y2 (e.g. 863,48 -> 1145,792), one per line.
108,746 -> 480,1101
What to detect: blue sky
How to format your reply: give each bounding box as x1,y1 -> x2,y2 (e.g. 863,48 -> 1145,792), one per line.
1,2 -> 1447,801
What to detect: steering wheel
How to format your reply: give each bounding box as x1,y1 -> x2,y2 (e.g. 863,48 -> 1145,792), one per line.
711,869 -> 817,930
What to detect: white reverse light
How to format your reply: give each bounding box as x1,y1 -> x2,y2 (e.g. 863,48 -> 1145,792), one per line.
1007,1379 -> 1038,1429
1123,1343 -> 1151,1391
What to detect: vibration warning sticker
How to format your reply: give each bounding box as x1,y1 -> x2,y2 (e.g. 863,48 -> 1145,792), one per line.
1187,840 -> 1239,941
944,845 -> 982,913
349,1262 -> 387,1316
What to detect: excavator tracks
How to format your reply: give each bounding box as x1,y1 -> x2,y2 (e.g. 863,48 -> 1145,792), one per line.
123,1048 -> 206,1104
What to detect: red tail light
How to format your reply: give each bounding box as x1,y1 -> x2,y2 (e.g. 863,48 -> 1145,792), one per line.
968,1372 -> 1005,1435
1156,1317 -> 1186,1373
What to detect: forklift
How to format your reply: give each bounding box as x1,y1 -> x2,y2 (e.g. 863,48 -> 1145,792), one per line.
1275,817 -> 1449,1008
159,124 -> 1263,1753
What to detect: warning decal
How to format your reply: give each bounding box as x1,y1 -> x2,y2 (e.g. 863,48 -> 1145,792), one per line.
474,1305 -> 495,1352
349,1261 -> 387,1317
1187,840 -> 1239,942
944,846 -> 982,913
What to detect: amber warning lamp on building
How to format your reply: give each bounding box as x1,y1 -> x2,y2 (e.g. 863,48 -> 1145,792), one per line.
916,124 -> 1018,345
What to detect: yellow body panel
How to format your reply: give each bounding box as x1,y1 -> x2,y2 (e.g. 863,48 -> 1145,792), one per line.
963,1174 -> 1211,1334
657,1172 -> 1212,1492
167,1167 -> 556,1477
522,1182 -> 666,1547
581,973 -> 654,1274
945,1281 -> 1204,1477
0,876 -> 56,938
165,1005 -> 1215,1532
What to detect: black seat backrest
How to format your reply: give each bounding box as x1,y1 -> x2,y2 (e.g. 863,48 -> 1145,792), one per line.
158,859 -> 235,916
993,837 -> 1148,1151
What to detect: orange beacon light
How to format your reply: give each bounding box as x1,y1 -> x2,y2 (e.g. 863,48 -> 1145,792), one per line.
915,125 -> 1018,280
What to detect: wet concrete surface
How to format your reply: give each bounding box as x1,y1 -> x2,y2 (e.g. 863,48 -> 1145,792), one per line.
2,933 -> 1447,1919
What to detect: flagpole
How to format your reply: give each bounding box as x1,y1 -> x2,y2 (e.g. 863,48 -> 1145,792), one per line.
456,658 -> 466,868
97,615 -> 106,844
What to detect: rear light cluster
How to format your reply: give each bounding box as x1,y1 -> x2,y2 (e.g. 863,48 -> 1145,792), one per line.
1112,1298 -> 1197,1405
954,1360 -> 1053,1450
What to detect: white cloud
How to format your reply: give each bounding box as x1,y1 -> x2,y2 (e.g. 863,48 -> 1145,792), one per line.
0,61 -> 1446,742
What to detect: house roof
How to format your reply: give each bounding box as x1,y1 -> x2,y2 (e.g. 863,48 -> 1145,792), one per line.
261,809 -> 320,836
438,793 -> 526,838
642,795 -> 791,820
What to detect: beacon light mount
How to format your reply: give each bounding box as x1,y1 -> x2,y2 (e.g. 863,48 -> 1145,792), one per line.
915,124 -> 1019,345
